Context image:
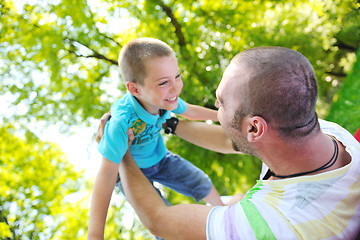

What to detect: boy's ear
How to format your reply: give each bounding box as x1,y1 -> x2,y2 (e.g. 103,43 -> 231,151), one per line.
126,81 -> 141,97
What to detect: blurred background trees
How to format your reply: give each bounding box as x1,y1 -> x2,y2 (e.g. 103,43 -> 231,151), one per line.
1,0 -> 359,239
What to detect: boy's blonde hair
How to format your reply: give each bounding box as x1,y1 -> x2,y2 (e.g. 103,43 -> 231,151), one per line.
118,38 -> 175,85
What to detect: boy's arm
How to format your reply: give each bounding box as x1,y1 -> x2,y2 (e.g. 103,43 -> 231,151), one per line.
96,112 -> 240,155
175,120 -> 243,154
88,157 -> 119,240
180,103 -> 218,121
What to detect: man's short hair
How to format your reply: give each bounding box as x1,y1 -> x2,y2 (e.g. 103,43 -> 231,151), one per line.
118,38 -> 175,85
232,47 -> 319,138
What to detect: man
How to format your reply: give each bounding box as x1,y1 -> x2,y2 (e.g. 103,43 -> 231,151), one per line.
100,47 -> 360,239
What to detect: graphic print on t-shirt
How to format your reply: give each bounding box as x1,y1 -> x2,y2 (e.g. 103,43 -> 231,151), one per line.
130,119 -> 146,136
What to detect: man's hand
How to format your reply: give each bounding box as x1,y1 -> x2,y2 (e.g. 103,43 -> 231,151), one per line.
95,111 -> 111,143
126,128 -> 134,148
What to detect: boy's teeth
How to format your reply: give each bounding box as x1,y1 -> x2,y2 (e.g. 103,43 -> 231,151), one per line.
168,96 -> 176,101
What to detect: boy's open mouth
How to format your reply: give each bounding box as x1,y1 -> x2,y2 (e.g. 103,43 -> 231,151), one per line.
166,96 -> 177,101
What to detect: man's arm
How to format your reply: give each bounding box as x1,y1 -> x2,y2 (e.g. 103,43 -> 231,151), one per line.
119,130 -> 213,239
175,120 -> 243,154
88,157 -> 119,240
180,103 -> 218,121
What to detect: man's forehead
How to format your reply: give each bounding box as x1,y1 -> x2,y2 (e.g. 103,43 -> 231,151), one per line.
215,77 -> 226,99
215,72 -> 232,105
219,63 -> 238,89
217,62 -> 248,103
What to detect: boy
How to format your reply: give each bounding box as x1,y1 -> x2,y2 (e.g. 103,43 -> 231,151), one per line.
88,38 -> 223,239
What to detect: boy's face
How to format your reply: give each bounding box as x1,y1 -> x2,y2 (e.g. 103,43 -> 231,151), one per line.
135,55 -> 183,115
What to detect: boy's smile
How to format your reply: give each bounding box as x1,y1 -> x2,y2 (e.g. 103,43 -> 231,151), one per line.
132,55 -> 183,115
167,96 -> 177,101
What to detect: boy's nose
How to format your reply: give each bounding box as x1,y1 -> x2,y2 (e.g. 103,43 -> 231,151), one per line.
170,80 -> 179,91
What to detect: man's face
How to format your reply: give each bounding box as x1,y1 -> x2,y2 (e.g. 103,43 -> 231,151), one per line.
136,55 -> 183,115
215,62 -> 240,136
215,62 -> 255,154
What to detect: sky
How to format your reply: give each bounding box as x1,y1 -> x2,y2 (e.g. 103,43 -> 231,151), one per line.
0,92 -> 102,180
37,122 -> 102,179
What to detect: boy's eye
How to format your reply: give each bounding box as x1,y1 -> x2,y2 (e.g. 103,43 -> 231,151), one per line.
175,74 -> 181,79
159,81 -> 168,86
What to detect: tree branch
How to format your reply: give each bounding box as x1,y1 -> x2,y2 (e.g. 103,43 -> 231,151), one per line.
98,31 -> 122,48
87,7 -> 123,48
66,38 -> 118,65
334,40 -> 358,52
325,71 -> 346,77
157,1 -> 186,47
15,11 -> 120,65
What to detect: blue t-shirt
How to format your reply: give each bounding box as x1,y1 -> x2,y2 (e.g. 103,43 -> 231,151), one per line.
98,92 -> 187,168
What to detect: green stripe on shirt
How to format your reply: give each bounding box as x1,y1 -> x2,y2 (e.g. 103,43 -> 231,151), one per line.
240,181 -> 277,240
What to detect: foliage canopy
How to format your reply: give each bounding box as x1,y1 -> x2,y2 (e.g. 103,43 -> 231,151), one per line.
0,0 -> 359,239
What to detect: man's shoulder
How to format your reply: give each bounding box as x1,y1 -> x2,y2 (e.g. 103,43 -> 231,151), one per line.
319,119 -> 347,137
319,119 -> 355,142
319,119 -> 337,128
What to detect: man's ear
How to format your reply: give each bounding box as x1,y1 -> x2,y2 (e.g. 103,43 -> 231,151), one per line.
126,81 -> 141,97
246,116 -> 267,142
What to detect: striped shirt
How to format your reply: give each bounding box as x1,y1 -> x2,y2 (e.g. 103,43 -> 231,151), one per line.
207,119 -> 360,239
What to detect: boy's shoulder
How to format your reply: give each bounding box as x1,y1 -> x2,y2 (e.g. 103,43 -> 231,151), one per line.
110,94 -> 139,127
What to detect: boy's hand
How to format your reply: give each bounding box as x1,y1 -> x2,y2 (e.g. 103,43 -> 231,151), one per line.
95,111 -> 111,143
